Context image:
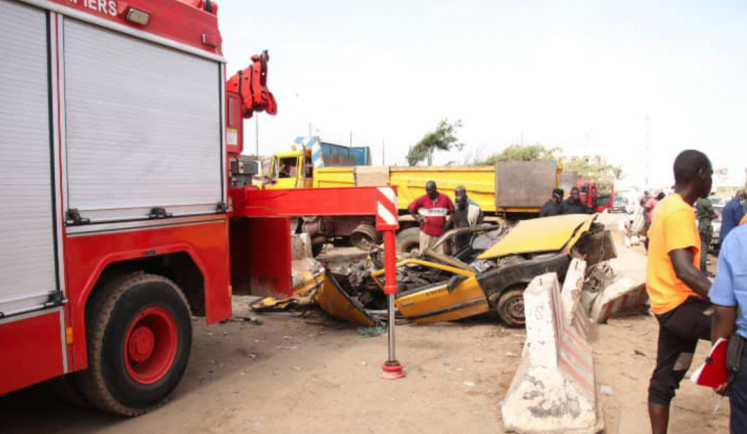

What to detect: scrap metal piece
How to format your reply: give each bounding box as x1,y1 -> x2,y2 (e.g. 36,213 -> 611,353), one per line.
315,273 -> 380,327
250,270 -> 324,312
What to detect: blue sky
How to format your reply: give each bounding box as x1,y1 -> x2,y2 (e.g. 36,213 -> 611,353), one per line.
218,0 -> 747,189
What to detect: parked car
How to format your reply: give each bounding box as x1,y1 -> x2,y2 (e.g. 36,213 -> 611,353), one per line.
711,205 -> 724,251
610,196 -> 629,213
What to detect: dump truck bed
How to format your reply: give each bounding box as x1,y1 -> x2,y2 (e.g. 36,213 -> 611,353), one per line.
313,163 -> 559,215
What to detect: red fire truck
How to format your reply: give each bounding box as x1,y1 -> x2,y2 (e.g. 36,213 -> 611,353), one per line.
0,0 -> 404,416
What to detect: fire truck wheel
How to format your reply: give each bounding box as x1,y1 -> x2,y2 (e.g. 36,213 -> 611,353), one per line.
76,273 -> 192,416
495,287 -> 526,328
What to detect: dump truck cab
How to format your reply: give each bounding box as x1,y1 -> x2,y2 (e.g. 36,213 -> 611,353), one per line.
262,138 -> 371,189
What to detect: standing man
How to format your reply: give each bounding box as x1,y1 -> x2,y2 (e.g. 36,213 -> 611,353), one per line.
639,190 -> 653,244
640,190 -> 652,209
695,195 -> 718,277
450,185 -> 484,253
644,192 -> 666,251
720,190 -> 746,243
560,187 -> 592,215
710,222 -> 747,433
646,150 -> 713,434
408,180 -> 454,254
540,188 -> 564,217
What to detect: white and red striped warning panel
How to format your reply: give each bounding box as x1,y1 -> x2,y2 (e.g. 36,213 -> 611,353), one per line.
375,187 -> 399,230
561,258 -> 591,342
501,272 -> 602,434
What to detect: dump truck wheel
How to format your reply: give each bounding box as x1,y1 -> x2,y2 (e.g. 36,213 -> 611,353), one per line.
396,227 -> 421,257
496,288 -> 526,328
350,224 -> 379,250
75,273 -> 192,416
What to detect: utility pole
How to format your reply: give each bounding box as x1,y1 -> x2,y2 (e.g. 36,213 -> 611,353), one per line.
645,115 -> 650,188
308,122 -> 312,137
255,116 -> 259,157
382,139 -> 386,165
349,131 -> 352,148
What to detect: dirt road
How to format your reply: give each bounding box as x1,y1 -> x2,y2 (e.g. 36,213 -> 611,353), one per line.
2,301 -> 728,434
0,227 -> 730,433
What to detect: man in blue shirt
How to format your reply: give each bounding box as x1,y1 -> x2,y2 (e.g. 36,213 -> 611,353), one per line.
721,190 -> 746,243
710,223 -> 747,433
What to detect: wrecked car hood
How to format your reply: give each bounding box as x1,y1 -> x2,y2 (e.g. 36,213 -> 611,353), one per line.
315,274 -> 380,327
478,214 -> 596,260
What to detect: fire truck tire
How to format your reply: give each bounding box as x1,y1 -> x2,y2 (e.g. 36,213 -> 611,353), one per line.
495,287 -> 526,328
395,227 -> 421,257
75,273 -> 192,416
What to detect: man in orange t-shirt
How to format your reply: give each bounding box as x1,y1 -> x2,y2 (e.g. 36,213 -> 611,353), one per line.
646,150 -> 714,434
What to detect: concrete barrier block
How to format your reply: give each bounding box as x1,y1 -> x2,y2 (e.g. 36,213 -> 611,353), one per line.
561,259 -> 589,340
590,278 -> 648,324
501,273 -> 601,433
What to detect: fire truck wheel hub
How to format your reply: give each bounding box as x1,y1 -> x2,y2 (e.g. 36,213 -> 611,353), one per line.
124,307 -> 179,384
128,327 -> 155,362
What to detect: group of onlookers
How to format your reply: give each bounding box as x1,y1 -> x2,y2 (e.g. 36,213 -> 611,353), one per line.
407,158 -> 747,433
539,186 -> 595,217
642,150 -> 747,433
408,181 -> 597,256
407,181 -> 484,255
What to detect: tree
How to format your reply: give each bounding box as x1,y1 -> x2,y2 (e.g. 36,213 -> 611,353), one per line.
407,119 -> 463,166
479,144 -> 562,165
475,144 -> 623,183
561,158 -> 623,183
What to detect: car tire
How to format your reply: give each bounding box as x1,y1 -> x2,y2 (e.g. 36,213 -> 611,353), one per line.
496,287 -> 526,328
350,224 -> 380,251
396,227 -> 421,257
75,273 -> 192,416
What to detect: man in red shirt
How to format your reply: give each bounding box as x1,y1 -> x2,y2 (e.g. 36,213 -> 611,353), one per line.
408,180 -> 454,254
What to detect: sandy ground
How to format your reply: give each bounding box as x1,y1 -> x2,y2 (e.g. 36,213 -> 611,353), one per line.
0,213 -> 730,434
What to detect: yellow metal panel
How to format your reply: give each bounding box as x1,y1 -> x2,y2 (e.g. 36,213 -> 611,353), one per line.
389,166 -> 497,213
315,275 -> 378,327
312,167 -> 356,188
565,217 -> 595,253
477,214 -> 596,259
370,258 -> 475,290
395,278 -> 489,324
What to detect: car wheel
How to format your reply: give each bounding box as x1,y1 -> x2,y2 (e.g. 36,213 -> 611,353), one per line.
396,227 -> 421,257
75,273 -> 192,416
496,288 -> 526,327
350,224 -> 379,251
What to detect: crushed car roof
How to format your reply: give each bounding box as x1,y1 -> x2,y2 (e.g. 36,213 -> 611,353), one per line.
478,214 -> 596,260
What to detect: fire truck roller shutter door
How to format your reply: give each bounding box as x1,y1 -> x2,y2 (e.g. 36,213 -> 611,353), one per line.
63,18 -> 223,224
0,0 -> 59,315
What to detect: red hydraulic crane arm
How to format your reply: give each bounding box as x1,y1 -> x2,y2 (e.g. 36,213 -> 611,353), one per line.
227,50 -> 278,119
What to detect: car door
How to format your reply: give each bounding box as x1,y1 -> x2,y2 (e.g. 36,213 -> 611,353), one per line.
386,260 -> 490,324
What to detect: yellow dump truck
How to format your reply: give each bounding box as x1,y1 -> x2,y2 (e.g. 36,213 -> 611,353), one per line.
311,165 -> 560,215
262,143 -> 612,253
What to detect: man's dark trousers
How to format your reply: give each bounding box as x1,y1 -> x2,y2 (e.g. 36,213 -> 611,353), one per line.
730,344 -> 747,433
699,230 -> 711,272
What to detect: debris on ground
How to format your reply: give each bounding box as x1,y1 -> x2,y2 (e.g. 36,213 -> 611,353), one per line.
356,326 -> 386,338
